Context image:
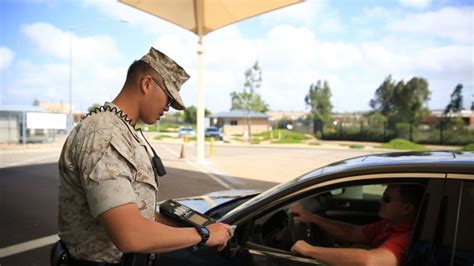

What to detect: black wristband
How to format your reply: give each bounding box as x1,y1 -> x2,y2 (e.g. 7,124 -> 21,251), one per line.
195,226 -> 210,246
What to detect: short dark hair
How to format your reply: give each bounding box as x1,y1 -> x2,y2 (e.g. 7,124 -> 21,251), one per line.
124,60 -> 158,86
398,184 -> 424,210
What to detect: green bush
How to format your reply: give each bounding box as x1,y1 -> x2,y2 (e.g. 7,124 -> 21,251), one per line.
379,138 -> 429,151
323,126 -> 394,142
250,139 -> 261,144
462,143 -> 474,151
350,144 -> 365,149
255,129 -> 310,143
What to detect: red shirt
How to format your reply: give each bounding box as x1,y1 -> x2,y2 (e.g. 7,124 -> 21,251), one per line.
362,219 -> 414,264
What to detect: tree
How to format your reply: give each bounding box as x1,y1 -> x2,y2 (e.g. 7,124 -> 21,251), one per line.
394,77 -> 430,125
369,75 -> 395,117
444,84 -> 463,115
230,61 -> 269,141
441,84 -> 464,144
370,76 -> 431,129
304,80 -> 333,132
183,105 -> 210,124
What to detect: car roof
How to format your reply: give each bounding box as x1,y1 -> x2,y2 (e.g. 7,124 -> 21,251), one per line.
317,151 -> 474,177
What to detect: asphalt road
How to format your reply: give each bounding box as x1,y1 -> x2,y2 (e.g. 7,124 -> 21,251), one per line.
0,145 -> 277,266
0,141 -> 378,266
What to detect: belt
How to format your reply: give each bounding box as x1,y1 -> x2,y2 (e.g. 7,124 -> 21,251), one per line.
68,253 -> 159,266
68,258 -> 120,266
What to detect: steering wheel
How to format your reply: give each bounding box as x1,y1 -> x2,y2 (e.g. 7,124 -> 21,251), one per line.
261,210 -> 324,251
287,213 -> 309,242
287,212 -> 324,248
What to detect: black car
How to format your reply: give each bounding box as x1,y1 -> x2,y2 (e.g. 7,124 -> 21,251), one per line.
158,151 -> 474,266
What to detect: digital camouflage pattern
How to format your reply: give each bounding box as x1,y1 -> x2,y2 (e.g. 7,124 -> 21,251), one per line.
140,47 -> 190,111
58,102 -> 159,263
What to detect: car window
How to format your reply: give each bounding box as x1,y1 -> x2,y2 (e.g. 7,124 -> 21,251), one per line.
246,181 -> 424,255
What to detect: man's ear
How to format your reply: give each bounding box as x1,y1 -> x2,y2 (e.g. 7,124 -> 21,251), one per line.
140,76 -> 152,95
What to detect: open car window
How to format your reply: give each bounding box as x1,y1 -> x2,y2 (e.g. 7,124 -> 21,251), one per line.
245,179 -> 426,264
247,183 -> 385,251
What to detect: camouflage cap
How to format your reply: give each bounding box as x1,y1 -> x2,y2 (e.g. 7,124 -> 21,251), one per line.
140,47 -> 190,110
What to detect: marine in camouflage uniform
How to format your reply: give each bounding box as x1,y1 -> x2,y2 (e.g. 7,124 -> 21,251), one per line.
57,47 -> 232,264
58,102 -> 158,262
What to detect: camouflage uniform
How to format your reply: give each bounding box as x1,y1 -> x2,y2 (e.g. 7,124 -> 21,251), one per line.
58,102 -> 159,263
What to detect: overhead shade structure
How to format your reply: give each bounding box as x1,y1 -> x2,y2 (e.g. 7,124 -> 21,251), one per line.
119,0 -> 303,162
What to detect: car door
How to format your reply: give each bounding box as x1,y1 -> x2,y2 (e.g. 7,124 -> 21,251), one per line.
433,174 -> 474,266
405,173 -> 474,266
238,173 -> 443,266
404,178 -> 446,265
447,174 -> 474,266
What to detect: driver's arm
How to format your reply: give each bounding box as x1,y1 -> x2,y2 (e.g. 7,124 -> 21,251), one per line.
291,240 -> 399,266
289,203 -> 367,244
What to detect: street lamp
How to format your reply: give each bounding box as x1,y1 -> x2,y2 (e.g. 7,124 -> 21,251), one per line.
67,19 -> 129,132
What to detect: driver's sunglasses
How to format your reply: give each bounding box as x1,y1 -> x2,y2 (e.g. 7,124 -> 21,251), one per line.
152,77 -> 175,108
382,194 -> 392,203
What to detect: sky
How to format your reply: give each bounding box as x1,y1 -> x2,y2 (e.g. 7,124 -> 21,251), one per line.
0,0 -> 473,114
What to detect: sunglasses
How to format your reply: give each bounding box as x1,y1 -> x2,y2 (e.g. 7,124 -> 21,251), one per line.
151,77 -> 175,108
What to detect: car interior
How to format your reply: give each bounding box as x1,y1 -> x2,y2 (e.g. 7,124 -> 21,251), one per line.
246,181 -> 426,255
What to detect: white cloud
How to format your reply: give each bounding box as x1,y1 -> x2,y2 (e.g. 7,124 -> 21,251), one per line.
388,7 -> 474,44
0,47 -> 15,71
8,22 -> 126,110
259,1 -> 328,27
80,0 -> 195,36
6,1 -> 472,113
21,23 -> 69,60
21,22 -> 122,65
399,0 -> 432,9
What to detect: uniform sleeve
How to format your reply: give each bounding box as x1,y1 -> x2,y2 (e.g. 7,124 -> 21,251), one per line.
77,132 -> 137,218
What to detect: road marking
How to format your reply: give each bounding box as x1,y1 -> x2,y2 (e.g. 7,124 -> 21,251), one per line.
0,234 -> 59,258
160,144 -> 234,190
188,160 -> 234,190
0,153 -> 59,169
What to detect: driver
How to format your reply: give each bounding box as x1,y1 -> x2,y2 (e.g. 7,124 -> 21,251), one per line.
289,184 -> 423,266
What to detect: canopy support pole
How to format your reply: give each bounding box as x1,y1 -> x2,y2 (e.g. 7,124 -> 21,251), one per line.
196,36 -> 205,162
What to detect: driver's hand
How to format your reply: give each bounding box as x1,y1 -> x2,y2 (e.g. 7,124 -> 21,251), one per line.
289,203 -> 313,223
291,240 -> 314,257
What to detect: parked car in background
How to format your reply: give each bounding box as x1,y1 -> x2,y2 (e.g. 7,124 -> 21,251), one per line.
158,151 -> 474,266
205,126 -> 223,140
178,126 -> 196,138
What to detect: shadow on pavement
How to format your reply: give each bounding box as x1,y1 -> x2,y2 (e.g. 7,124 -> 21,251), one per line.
0,162 -> 276,266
